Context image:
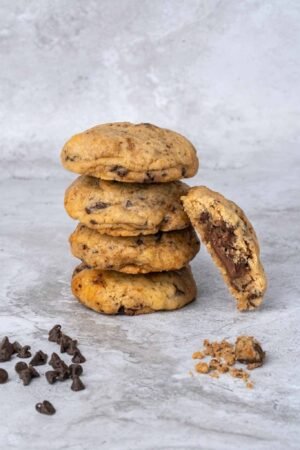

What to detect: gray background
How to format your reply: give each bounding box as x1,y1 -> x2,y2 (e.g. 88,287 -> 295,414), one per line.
1,1 -> 300,450
1,0 -> 299,178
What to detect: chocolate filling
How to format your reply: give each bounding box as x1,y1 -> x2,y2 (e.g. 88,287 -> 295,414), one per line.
200,213 -> 249,279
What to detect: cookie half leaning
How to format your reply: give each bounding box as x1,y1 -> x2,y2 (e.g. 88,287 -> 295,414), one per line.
181,186 -> 267,311
72,264 -> 197,315
70,224 -> 200,274
61,122 -> 199,183
64,176 -> 190,236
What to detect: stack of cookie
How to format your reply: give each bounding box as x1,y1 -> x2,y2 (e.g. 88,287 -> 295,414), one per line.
61,122 -> 200,315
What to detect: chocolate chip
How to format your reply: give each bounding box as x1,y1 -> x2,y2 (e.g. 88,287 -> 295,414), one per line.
35,400 -> 56,415
110,165 -> 128,177
49,353 -> 69,380
90,219 -> 98,225
66,340 -> 78,356
45,370 -> 58,384
0,368 -> 8,384
69,364 -> 83,378
71,349 -> 86,364
65,155 -> 78,162
174,285 -> 185,296
136,238 -> 144,246
145,171 -> 155,182
17,363 -> 40,385
125,200 -> 133,208
59,334 -> 74,353
56,363 -> 70,381
155,231 -> 163,242
48,324 -> 62,343
85,202 -> 110,214
0,337 -> 14,362
12,341 -> 22,354
29,365 -> 40,379
49,352 -> 62,369
181,167 -> 187,177
0,347 -> 12,362
199,212 -> 210,223
117,306 -> 126,315
71,376 -> 85,391
15,361 -> 28,373
17,345 -> 31,359
30,350 -> 48,366
19,368 -> 32,386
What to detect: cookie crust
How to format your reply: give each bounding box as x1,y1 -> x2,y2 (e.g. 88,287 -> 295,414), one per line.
65,176 -> 190,236
71,264 -> 197,315
61,122 -> 199,183
181,186 -> 267,310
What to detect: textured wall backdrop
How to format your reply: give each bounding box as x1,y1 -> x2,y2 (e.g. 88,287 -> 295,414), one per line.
0,0 -> 299,178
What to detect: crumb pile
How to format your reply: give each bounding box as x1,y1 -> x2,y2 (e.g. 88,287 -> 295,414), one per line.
192,336 -> 265,388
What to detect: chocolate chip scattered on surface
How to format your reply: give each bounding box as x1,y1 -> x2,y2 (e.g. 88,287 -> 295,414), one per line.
71,349 -> 86,364
30,350 -> 48,366
0,337 -> 14,362
71,375 -> 85,391
45,370 -> 58,384
0,368 -> 8,384
69,364 -> 83,378
48,324 -> 62,343
17,363 -> 40,386
15,361 -> 28,373
35,400 -> 56,415
17,345 -> 31,359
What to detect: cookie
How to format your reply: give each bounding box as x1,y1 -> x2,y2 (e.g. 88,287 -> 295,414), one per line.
64,176 -> 191,236
61,122 -> 199,183
181,186 -> 267,311
71,263 -> 197,315
69,224 -> 200,274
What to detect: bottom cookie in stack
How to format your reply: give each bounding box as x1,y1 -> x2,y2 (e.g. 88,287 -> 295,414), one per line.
71,263 -> 197,315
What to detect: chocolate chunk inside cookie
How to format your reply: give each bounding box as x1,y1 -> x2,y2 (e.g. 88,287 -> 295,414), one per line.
199,213 -> 249,280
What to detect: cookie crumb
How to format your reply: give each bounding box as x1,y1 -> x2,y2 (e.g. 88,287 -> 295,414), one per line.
192,351 -> 204,360
195,362 -> 209,374
192,336 -> 264,388
209,371 -> 219,379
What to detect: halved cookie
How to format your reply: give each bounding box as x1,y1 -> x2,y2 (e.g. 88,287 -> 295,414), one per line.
181,186 -> 267,311
72,264 -> 197,315
64,176 -> 190,236
61,122 -> 199,183
70,224 -> 200,274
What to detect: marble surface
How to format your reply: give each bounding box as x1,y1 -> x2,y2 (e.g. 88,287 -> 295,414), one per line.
0,161 -> 299,450
1,0 -> 300,448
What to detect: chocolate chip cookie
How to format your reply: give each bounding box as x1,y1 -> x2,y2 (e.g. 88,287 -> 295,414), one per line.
181,186 -> 267,311
65,176 -> 190,236
70,224 -> 200,274
72,263 -> 197,315
61,122 -> 199,183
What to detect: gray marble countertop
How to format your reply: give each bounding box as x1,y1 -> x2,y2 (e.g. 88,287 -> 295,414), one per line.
0,163 -> 299,450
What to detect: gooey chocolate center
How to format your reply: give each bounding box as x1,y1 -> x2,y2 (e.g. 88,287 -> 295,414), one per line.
199,212 -> 248,279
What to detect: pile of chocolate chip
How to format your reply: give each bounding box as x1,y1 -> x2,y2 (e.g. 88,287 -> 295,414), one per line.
0,324 -> 86,415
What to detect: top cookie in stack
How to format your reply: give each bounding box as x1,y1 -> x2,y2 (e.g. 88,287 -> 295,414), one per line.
61,122 -> 199,183
61,122 -> 200,315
